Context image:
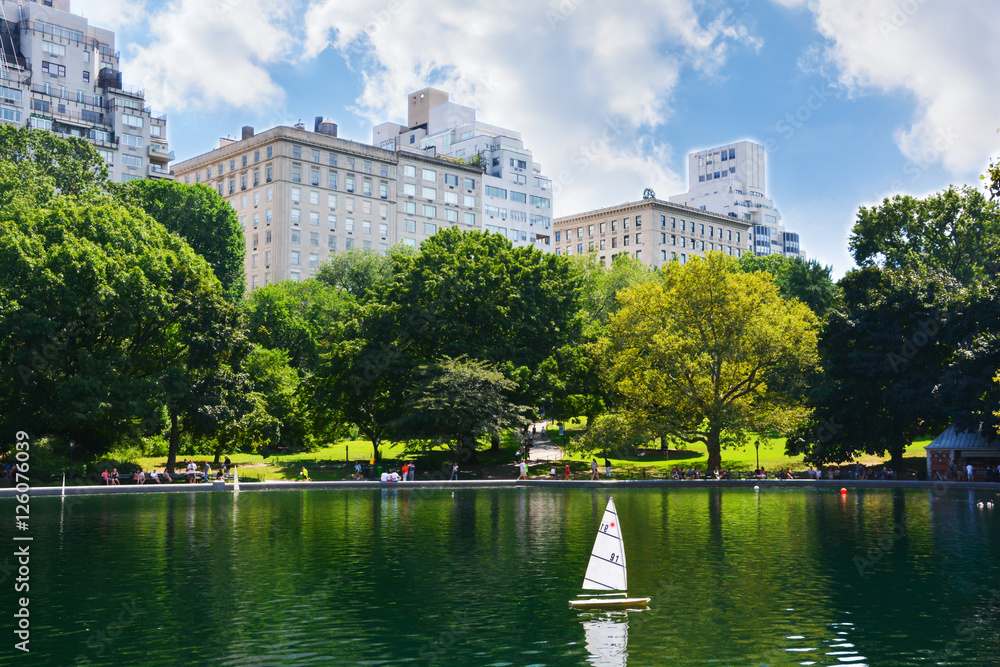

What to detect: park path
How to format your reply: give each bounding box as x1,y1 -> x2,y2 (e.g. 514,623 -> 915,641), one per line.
528,420 -> 565,462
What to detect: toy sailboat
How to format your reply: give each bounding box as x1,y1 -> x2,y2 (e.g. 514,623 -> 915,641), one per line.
570,497 -> 651,609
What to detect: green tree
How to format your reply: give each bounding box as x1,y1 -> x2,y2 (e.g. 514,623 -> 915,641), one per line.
600,253 -> 820,471
311,302 -> 413,462
850,186 -> 1000,286
315,245 -> 413,303
788,266 -> 960,466
0,125 -> 109,195
397,356 -> 528,461
244,279 -> 351,372
734,253 -> 839,318
119,180 -> 246,301
0,160 -> 241,465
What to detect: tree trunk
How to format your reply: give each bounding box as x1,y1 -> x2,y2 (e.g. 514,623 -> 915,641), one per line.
490,433 -> 500,452
371,436 -> 381,463
166,409 -> 180,474
213,445 -> 223,465
660,432 -> 669,459
706,423 -> 722,472
459,434 -> 479,465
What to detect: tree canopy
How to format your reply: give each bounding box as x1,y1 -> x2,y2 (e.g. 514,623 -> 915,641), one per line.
599,253 -> 820,470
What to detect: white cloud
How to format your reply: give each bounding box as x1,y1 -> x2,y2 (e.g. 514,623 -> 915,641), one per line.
302,0 -> 759,215
72,0 -> 146,30
780,0 -> 1000,176
120,0 -> 295,114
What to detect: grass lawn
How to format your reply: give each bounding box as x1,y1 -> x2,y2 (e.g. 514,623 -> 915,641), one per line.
545,419 -> 933,477
122,422 -> 935,482
135,438 -> 525,481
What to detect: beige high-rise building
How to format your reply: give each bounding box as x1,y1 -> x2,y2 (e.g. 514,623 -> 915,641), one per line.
171,121 -> 482,292
0,0 -> 173,182
554,196 -> 752,269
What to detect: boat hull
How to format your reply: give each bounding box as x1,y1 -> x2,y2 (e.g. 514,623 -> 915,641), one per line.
569,597 -> 651,609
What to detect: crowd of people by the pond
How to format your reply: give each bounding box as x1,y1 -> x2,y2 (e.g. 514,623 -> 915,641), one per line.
91,457 -> 236,485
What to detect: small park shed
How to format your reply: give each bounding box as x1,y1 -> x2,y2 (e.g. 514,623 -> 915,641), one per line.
926,425 -> 1000,480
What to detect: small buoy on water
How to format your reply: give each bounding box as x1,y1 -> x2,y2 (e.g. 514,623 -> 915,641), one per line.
754,485 -> 760,492
988,501 -> 994,509
978,502 -> 985,508
841,488 -> 847,495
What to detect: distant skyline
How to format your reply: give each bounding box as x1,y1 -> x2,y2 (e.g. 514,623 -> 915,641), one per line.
75,0 -> 1000,277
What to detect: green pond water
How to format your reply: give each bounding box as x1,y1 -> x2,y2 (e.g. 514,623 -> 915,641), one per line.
2,486 -> 1000,666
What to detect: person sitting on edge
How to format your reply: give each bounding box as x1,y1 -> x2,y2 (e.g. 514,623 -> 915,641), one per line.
150,469 -> 159,483
380,471 -> 390,482
137,469 -> 145,484
111,468 -> 120,485
102,470 -> 110,485
162,468 -> 173,483
390,471 -> 400,482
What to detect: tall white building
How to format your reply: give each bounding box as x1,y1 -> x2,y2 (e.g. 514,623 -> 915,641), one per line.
0,0 -> 172,182
374,88 -> 553,250
668,140 -> 803,258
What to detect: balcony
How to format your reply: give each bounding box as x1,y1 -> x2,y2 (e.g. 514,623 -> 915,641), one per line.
148,164 -> 173,180
147,143 -> 174,162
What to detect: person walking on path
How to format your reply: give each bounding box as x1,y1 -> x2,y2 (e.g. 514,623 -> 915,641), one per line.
591,459 -> 600,480
203,462 -> 211,483
409,462 -> 415,481
967,463 -> 974,482
565,464 -> 570,480
450,462 -> 459,480
605,458 -> 612,478
517,460 -> 527,480
186,460 -> 196,483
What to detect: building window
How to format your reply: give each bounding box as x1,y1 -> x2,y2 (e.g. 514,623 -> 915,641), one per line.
423,204 -> 437,218
310,211 -> 320,226
405,201 -> 416,215
445,209 -> 459,222
404,165 -> 416,178
555,231 -> 561,242
405,219 -> 417,233
328,235 -> 337,250
291,209 -> 301,224
423,222 -> 437,235
422,168 -> 437,181
346,176 -> 355,193
292,145 -> 302,159
422,186 -> 437,200
292,164 -> 302,183
486,186 -> 507,199
290,250 -> 300,265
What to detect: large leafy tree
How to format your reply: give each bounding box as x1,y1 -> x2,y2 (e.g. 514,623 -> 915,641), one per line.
311,301 -> 412,462
315,245 -> 413,303
788,266 -> 961,465
851,186 -> 1000,286
119,180 -> 246,301
599,253 -> 820,471
396,356 -> 528,461
794,186 -> 1000,465
0,160 -> 241,463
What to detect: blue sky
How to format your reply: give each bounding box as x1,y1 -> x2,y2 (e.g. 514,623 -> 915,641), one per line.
76,0 -> 1000,277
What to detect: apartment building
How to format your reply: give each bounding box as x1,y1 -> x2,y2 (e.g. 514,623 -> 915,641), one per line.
0,0 -> 172,181
171,121 -> 482,292
668,141 -> 804,258
554,196 -> 752,269
374,88 -> 554,250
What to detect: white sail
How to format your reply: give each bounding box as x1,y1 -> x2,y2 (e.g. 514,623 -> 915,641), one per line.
582,497 -> 628,591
